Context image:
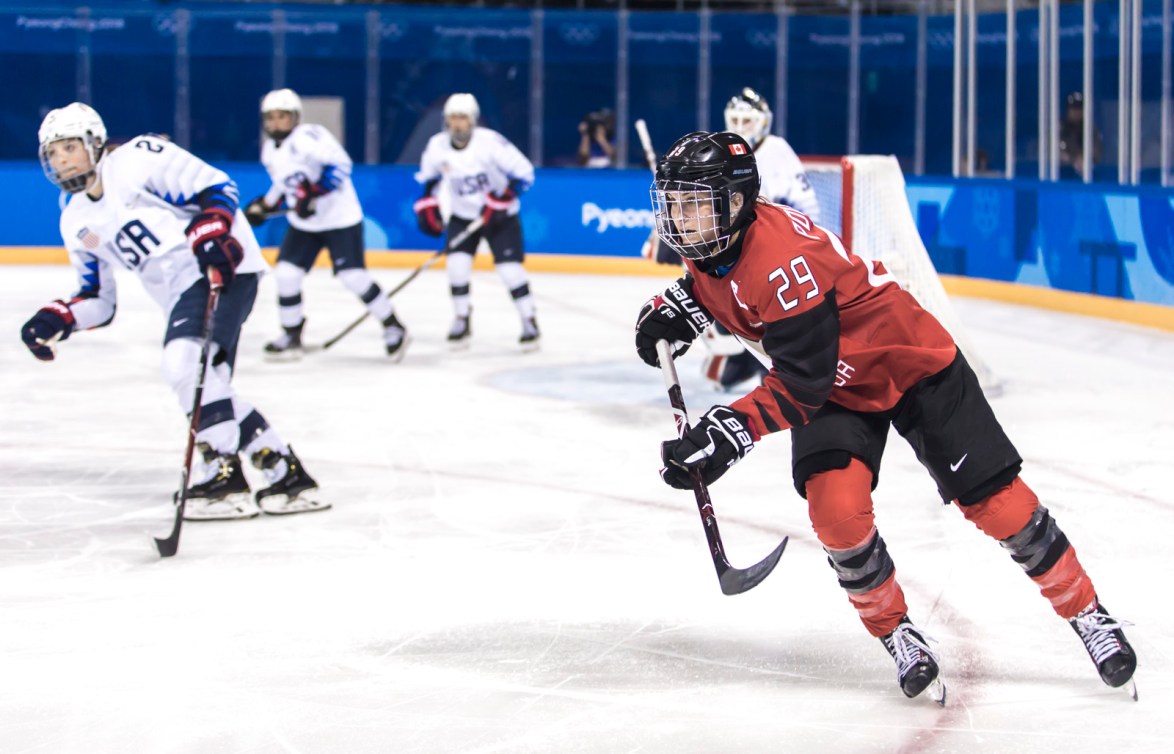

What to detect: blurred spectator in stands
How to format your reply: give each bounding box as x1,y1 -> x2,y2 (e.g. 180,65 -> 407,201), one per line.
1059,92 -> 1102,179
577,109 -> 616,168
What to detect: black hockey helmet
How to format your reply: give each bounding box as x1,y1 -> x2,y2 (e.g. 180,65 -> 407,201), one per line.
651,131 -> 760,261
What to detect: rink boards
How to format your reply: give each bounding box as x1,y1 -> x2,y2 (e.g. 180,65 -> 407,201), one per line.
1,161 -> 1172,330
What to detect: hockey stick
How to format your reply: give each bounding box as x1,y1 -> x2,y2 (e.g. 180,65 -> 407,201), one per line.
656,340 -> 788,595
154,272 -> 224,558
634,118 -> 657,172
634,119 -> 665,262
311,216 -> 487,352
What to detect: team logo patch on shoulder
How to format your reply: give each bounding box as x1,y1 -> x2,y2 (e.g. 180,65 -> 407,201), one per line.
77,227 -> 100,249
729,144 -> 746,155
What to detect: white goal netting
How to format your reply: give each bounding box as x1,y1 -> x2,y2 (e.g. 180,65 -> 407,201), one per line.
804,155 -> 1000,396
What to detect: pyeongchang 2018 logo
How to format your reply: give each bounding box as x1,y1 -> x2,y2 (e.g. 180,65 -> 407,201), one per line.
582,202 -> 655,233
559,23 -> 599,45
745,29 -> 776,49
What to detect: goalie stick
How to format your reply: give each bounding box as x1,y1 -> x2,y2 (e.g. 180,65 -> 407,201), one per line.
656,340 -> 788,595
154,271 -> 223,558
310,216 -> 486,352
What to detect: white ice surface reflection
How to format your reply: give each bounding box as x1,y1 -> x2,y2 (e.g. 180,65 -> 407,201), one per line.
1,265 -> 1171,753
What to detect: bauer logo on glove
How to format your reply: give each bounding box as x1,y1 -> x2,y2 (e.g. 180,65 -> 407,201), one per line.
660,405 -> 757,489
634,275 -> 715,367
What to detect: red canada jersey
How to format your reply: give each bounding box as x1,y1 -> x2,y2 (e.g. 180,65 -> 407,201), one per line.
684,202 -> 957,438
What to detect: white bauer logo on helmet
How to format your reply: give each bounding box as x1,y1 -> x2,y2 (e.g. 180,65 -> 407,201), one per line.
38,102 -> 107,194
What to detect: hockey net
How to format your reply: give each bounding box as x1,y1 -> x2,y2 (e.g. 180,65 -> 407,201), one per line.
803,155 -> 1001,396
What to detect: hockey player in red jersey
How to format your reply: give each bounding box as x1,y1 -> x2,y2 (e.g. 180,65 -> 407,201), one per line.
633,131 -> 1137,702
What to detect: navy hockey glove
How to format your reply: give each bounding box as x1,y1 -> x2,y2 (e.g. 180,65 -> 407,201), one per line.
21,300 -> 76,362
185,208 -> 244,287
293,178 -> 328,219
661,406 -> 757,489
634,276 -> 714,367
480,187 -> 517,229
413,195 -> 444,238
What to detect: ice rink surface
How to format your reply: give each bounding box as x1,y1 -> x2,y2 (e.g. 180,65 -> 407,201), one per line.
2,263 -> 1172,753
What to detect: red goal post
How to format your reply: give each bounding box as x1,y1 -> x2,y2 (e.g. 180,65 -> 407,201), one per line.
798,154 -> 1001,396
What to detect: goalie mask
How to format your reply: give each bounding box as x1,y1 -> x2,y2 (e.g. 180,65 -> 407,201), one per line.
261,88 -> 302,140
723,87 -> 772,150
651,131 -> 760,262
443,93 -> 479,148
38,102 -> 107,194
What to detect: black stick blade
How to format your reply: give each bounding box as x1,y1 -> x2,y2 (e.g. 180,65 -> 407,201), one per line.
717,536 -> 788,595
153,513 -> 181,558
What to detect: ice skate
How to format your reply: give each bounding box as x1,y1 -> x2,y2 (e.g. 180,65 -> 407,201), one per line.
447,312 -> 471,350
519,316 -> 540,352
880,617 -> 946,705
1070,599 -> 1138,700
382,313 -> 410,363
264,320 -> 305,361
252,446 -> 330,516
181,447 -> 259,521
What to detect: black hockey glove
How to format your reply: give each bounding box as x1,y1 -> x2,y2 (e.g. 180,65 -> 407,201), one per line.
661,405 -> 757,489
21,300 -> 75,362
413,195 -> 444,238
480,187 -> 517,229
185,208 -> 244,287
634,275 -> 714,367
293,178 -> 327,219
244,195 -> 277,227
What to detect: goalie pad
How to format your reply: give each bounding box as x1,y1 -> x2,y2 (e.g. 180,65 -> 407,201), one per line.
700,324 -> 746,356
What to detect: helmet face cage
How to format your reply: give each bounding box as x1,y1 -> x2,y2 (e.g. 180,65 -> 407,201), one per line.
38,103 -> 107,194
261,89 -> 302,140
651,131 -> 760,262
723,88 -> 772,148
444,93 -> 479,146
651,179 -> 736,261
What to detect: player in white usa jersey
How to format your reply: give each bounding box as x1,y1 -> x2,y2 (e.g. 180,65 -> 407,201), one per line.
245,89 -> 408,360
701,87 -> 824,390
21,102 -> 329,521
414,93 -> 540,350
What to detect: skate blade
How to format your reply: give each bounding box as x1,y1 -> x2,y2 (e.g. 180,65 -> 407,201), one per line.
927,678 -> 947,707
519,339 -> 540,353
183,493 -> 260,521
1120,679 -> 1138,702
448,339 -> 471,352
386,335 -> 411,364
263,348 -> 304,363
259,490 -> 332,516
